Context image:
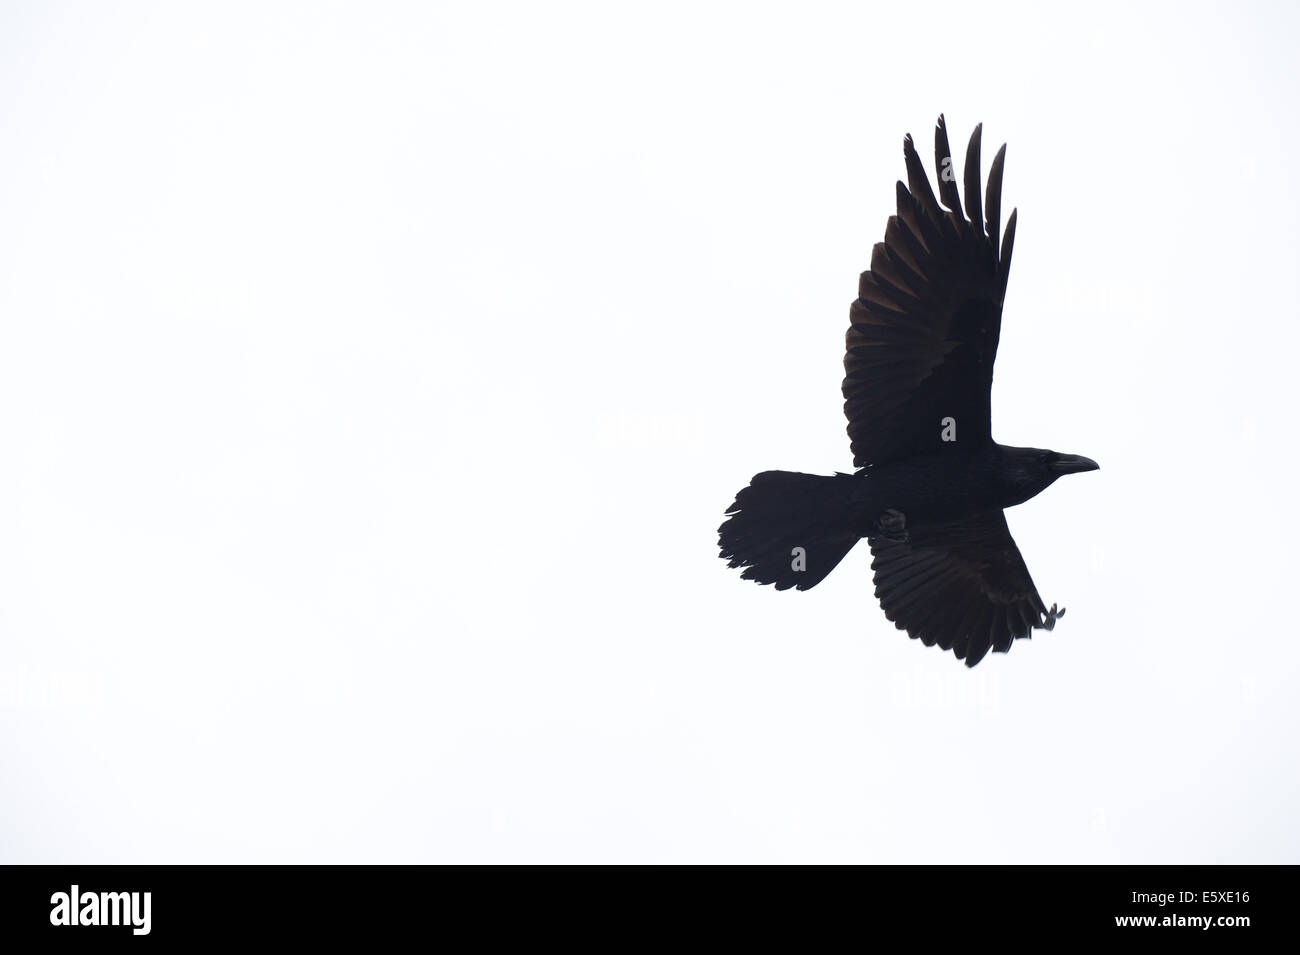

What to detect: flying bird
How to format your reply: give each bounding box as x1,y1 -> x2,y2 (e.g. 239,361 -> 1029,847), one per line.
717,116 -> 1098,666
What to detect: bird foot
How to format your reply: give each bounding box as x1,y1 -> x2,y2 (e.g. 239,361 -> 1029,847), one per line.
1036,603 -> 1066,631
874,508 -> 909,543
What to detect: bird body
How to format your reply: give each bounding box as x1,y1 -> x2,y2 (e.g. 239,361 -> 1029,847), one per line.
718,116 -> 1098,666
851,445 -> 1056,530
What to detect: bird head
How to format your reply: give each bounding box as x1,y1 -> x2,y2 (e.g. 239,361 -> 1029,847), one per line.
1000,446 -> 1099,505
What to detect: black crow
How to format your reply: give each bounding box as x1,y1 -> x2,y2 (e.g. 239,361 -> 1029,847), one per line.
718,116 -> 1098,666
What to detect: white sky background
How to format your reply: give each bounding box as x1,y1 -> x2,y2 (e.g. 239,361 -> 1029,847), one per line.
0,1 -> 1297,863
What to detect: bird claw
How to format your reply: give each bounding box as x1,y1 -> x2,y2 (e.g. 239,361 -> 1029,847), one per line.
1037,603 -> 1066,631
874,508 -> 909,543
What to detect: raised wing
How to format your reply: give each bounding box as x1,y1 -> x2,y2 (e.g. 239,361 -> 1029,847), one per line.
843,116 -> 1017,467
868,510 -> 1062,667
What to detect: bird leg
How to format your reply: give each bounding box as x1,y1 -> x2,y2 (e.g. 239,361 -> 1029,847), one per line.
873,508 -> 909,543
1036,603 -> 1066,631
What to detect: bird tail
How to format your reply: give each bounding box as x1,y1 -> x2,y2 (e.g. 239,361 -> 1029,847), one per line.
718,470 -> 861,590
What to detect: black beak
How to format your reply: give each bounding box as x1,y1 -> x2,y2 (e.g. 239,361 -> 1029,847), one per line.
1050,453 -> 1100,475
